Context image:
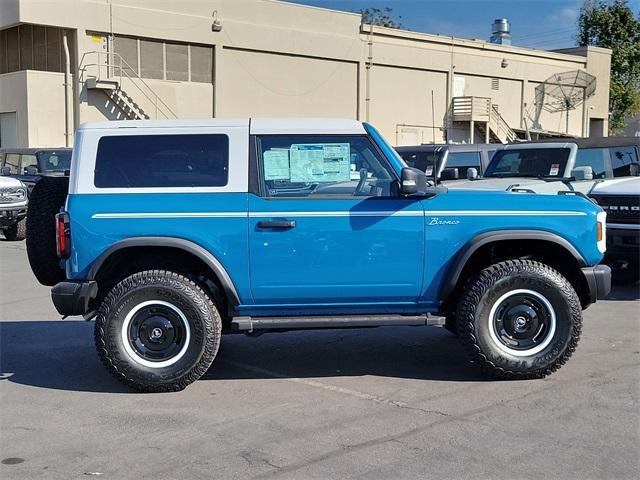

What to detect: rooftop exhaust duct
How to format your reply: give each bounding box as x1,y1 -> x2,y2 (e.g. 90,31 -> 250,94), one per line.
490,18 -> 511,45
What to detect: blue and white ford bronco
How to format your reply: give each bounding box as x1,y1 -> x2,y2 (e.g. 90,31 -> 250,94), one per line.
30,118 -> 611,392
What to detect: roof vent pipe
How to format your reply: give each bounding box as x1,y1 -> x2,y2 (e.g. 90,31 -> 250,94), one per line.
490,18 -> 511,45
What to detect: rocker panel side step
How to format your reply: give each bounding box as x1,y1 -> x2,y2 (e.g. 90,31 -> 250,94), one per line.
231,314 -> 445,332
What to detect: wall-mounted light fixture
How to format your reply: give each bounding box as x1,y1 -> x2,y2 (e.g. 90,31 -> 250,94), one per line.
501,58 -> 508,68
212,10 -> 222,32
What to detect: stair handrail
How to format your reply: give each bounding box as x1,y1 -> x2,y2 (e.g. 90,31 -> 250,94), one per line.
489,104 -> 517,143
78,51 -> 178,119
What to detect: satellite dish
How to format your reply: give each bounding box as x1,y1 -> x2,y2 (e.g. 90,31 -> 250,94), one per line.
533,70 -> 596,134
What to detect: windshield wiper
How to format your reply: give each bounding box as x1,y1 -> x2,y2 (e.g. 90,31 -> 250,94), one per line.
536,175 -> 567,183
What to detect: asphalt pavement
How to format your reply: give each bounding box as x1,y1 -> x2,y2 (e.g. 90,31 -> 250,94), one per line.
1,240 -> 639,479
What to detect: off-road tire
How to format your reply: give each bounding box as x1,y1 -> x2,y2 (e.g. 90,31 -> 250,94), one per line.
95,270 -> 221,392
26,176 -> 69,286
2,218 -> 26,241
456,260 -> 582,380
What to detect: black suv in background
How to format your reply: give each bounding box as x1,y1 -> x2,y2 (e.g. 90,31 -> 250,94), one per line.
395,143 -> 497,180
0,148 -> 72,192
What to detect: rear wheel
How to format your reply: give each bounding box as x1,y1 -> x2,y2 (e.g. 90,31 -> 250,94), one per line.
95,270 -> 221,392
2,218 -> 26,241
456,260 -> 582,379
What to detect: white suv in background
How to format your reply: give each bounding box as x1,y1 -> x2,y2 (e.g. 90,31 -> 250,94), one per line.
0,176 -> 28,241
589,177 -> 640,283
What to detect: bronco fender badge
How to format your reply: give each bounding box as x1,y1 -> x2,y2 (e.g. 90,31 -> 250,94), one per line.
428,217 -> 460,226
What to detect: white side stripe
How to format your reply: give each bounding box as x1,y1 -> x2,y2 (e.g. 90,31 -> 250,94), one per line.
427,210 -> 587,216
92,210 -> 588,219
248,211 -> 421,218
92,212 -> 247,219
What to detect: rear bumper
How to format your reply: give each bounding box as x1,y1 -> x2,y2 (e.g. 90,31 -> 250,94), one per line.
51,281 -> 98,316
581,265 -> 612,304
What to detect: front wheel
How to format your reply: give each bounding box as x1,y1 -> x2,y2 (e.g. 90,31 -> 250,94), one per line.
95,270 -> 221,392
456,260 -> 582,379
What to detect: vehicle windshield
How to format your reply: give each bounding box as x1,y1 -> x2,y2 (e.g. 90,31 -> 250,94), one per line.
483,148 -> 570,179
37,150 -> 72,172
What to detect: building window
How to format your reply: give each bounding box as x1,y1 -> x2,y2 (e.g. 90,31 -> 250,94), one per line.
33,26 -> 47,70
112,35 -> 212,83
190,45 -> 212,83
0,24 -> 74,74
19,25 -> 33,70
140,39 -> 164,80
166,43 -> 189,81
113,36 -> 138,76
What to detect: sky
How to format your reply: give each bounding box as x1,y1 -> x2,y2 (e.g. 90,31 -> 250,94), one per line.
287,0 -> 640,50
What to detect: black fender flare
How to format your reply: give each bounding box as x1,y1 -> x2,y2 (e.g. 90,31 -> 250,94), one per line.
439,230 -> 588,303
87,236 -> 240,306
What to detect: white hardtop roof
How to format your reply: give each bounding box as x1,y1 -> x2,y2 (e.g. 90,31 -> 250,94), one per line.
77,117 -> 366,135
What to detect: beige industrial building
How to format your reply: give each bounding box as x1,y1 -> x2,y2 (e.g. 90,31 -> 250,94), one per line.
0,0 -> 612,148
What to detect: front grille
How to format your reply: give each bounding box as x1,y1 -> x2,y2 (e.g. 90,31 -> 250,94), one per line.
0,188 -> 18,204
591,195 -> 640,225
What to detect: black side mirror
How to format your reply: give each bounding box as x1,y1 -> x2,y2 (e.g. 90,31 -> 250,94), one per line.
0,166 -> 10,176
25,165 -> 39,175
441,168 -> 459,181
400,167 -> 428,196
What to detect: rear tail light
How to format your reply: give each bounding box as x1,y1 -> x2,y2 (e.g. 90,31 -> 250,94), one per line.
56,212 -> 71,258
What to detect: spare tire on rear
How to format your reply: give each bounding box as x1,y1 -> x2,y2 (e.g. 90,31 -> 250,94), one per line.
26,176 -> 69,286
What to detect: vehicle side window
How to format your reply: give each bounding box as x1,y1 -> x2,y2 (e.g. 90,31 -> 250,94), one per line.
574,148 -> 610,178
257,135 -> 396,198
609,146 -> 639,177
94,134 -> 229,188
4,154 -> 19,173
20,154 -> 38,173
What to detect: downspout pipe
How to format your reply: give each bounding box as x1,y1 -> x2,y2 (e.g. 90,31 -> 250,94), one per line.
62,30 -> 73,148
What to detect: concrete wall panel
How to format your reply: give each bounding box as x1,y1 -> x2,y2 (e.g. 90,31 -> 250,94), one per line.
369,65 -> 448,145
217,48 -> 358,119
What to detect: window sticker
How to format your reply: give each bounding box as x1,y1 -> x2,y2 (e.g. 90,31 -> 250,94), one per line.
425,165 -> 434,176
289,143 -> 351,183
263,149 -> 290,180
549,163 -> 560,176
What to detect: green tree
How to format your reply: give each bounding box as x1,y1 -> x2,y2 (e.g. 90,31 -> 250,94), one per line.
577,0 -> 640,133
359,7 -> 403,28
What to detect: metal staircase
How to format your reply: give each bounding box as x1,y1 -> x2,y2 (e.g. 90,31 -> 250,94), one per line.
450,96 -> 517,143
79,51 -> 177,121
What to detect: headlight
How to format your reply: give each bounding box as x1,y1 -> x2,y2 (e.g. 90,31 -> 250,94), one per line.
0,187 -> 27,203
596,210 -> 607,254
